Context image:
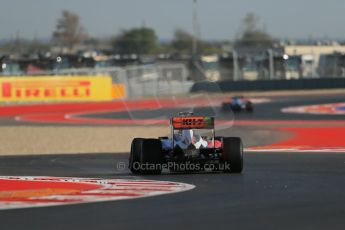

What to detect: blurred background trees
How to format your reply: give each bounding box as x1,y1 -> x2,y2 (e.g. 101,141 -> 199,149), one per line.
52,10 -> 87,50
1,10 -> 275,59
170,29 -> 222,56
235,12 -> 275,48
112,27 -> 159,55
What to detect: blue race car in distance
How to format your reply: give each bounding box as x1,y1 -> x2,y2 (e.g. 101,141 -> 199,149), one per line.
222,96 -> 253,113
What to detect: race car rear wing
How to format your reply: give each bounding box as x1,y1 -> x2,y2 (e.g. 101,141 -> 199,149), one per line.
171,116 -> 214,130
170,116 -> 216,149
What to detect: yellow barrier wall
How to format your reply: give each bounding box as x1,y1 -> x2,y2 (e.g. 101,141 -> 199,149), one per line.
0,76 -> 115,102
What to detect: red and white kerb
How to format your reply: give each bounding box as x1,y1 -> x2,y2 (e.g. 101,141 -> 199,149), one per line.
0,176 -> 195,210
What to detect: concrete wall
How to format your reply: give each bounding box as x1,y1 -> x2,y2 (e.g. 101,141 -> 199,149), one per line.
191,78 -> 345,93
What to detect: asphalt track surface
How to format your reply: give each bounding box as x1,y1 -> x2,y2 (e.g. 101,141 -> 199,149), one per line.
0,94 -> 345,230
82,94 -> 345,121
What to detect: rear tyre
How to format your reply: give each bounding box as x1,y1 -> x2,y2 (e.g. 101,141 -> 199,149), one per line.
129,138 -> 163,175
140,139 -> 164,175
129,138 -> 144,174
222,137 -> 243,173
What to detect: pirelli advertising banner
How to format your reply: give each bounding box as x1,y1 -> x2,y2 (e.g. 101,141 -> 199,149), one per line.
0,76 -> 114,102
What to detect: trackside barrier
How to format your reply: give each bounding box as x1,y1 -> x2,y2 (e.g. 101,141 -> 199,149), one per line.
0,76 -> 118,102
191,78 -> 345,93
1,64 -> 190,98
112,84 -> 126,99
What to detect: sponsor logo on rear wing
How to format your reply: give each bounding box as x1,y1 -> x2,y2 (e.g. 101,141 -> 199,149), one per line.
171,116 -> 214,129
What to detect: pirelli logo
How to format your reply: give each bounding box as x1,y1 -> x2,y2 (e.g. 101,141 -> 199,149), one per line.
0,76 -> 114,102
1,81 -> 91,98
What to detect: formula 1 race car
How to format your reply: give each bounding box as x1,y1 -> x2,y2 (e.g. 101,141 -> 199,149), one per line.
222,96 -> 253,112
128,112 -> 243,175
